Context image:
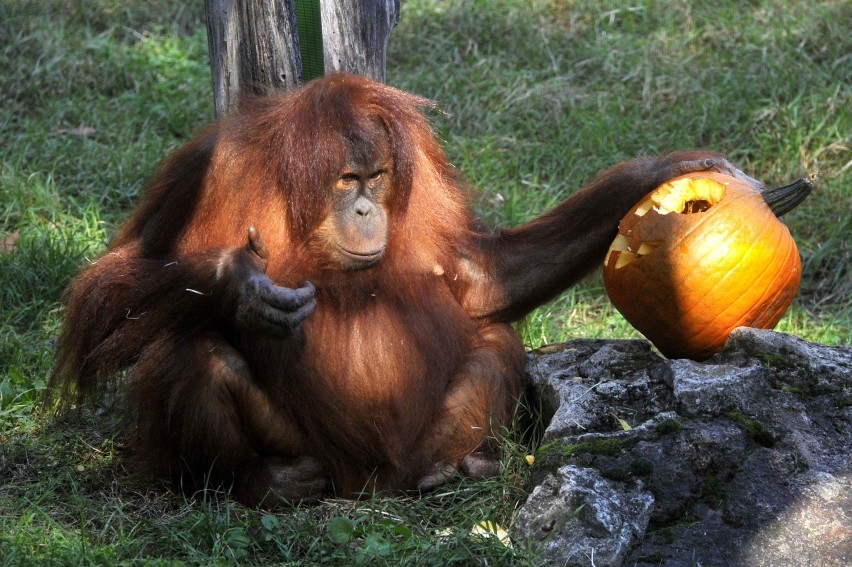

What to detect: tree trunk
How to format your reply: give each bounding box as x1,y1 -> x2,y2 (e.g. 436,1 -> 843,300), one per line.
205,0 -> 302,117
319,0 -> 400,83
205,0 -> 400,117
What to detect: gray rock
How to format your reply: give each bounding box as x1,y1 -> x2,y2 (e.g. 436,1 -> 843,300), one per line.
515,329 -> 852,566
669,359 -> 770,417
514,465 -> 654,567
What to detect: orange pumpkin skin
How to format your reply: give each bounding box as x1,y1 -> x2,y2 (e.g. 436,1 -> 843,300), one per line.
603,171 -> 801,360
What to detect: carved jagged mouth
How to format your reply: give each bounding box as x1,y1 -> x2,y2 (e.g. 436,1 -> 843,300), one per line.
337,245 -> 385,267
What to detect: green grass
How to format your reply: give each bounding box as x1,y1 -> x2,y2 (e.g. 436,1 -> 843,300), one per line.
1,0 -> 849,564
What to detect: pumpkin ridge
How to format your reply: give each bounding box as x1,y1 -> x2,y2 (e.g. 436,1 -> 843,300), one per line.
675,210 -> 778,347
671,190 -> 774,323
742,233 -> 800,328
679,216 -> 782,348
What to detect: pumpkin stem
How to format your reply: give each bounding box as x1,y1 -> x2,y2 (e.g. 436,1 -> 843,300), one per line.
761,176 -> 813,217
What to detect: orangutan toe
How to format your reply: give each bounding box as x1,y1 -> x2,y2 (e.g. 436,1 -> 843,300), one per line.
237,455 -> 327,507
460,452 -> 501,478
416,462 -> 458,491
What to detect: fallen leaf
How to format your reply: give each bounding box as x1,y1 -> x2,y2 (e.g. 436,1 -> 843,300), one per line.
1,230 -> 20,253
471,521 -> 512,547
54,125 -> 97,137
533,343 -> 566,355
610,411 -> 633,431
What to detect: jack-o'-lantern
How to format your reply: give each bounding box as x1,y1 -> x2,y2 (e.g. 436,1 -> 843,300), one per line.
603,171 -> 811,360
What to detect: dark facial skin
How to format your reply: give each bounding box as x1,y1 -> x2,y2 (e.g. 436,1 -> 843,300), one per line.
319,131 -> 393,270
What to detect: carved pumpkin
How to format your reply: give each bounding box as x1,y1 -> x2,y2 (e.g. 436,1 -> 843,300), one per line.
603,171 -> 809,360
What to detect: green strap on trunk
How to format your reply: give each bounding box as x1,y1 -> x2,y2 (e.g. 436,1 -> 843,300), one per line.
294,0 -> 324,81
